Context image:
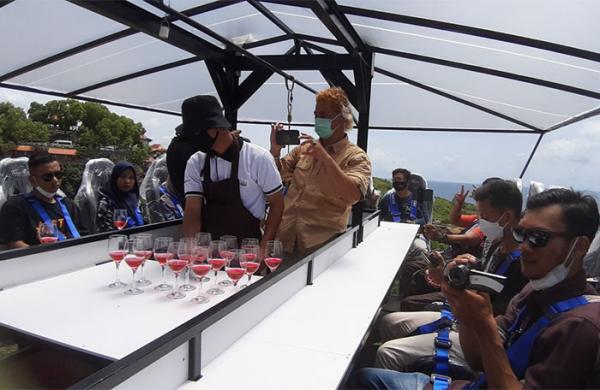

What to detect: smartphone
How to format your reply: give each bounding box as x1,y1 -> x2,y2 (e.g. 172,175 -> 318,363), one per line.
276,130 -> 300,146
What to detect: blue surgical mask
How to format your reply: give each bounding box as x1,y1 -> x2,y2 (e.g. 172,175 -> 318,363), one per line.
530,237 -> 580,291
315,113 -> 340,139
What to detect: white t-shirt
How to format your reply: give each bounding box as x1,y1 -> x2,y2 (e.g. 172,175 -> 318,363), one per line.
184,142 -> 283,220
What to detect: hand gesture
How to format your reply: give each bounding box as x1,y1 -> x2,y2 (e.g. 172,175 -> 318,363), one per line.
453,185 -> 469,205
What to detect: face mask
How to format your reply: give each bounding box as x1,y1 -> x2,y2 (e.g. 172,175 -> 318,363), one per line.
479,213 -> 506,242
33,178 -> 58,199
393,181 -> 407,191
315,113 -> 340,140
530,237 -> 579,291
197,130 -> 217,153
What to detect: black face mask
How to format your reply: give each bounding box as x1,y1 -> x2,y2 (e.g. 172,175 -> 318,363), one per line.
393,181 -> 407,191
197,130 -> 217,154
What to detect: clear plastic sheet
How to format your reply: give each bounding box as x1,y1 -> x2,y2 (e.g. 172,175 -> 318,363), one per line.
73,158 -> 114,234
0,157 -> 32,209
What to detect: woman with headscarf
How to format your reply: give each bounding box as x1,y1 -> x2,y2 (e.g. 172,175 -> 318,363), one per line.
96,161 -> 145,232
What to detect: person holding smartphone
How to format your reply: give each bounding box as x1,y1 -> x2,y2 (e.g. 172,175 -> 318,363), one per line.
270,87 -> 372,253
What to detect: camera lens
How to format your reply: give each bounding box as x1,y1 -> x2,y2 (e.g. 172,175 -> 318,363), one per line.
447,264 -> 470,288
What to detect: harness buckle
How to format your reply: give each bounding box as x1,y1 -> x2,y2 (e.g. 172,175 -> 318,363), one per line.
430,373 -> 452,385
434,336 -> 452,349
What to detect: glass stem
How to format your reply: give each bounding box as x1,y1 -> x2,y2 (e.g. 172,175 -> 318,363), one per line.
140,262 -> 146,280
131,268 -> 137,289
161,265 -> 166,284
115,262 -> 120,283
174,272 -> 180,290
197,280 -> 203,297
214,271 -> 218,286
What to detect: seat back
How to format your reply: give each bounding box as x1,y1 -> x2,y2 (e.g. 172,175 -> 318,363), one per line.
584,229 -> 600,277
528,180 -> 546,200
140,155 -> 169,223
408,172 -> 433,223
0,157 -> 32,209
74,158 -> 114,234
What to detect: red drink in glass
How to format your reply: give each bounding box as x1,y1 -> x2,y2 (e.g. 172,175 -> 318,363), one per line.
109,250 -> 126,263
168,259 -> 188,273
245,261 -> 260,275
125,254 -> 143,270
226,268 -> 245,283
154,253 -> 173,265
265,257 -> 282,271
114,220 -> 127,230
209,258 -> 226,271
40,236 -> 58,244
192,263 -> 211,278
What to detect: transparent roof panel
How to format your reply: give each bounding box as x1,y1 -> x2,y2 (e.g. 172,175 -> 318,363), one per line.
375,54 -> 598,129
369,71 -> 529,130
170,0 -> 218,12
246,40 -> 296,56
339,0 -> 600,52
0,1 -> 126,75
238,72 -> 328,124
9,35 -> 192,94
85,62 -> 215,113
261,2 -> 337,41
347,15 -> 600,94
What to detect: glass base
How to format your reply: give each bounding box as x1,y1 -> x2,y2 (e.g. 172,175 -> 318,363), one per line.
191,295 -> 209,304
206,287 -> 225,295
202,276 -> 211,282
218,279 -> 233,287
180,283 -> 196,291
239,284 -> 247,289
108,281 -> 127,289
154,283 -> 172,291
167,290 -> 186,300
124,287 -> 144,295
136,278 -> 152,287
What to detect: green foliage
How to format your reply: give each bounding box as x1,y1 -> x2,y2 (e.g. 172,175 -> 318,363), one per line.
373,176 -> 392,193
432,197 -> 477,224
0,102 -> 50,143
60,163 -> 84,198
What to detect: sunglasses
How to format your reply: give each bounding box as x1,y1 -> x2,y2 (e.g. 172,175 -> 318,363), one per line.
39,171 -> 63,182
512,227 -> 571,248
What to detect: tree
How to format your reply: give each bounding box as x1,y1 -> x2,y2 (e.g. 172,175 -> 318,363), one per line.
28,99 -> 84,139
0,102 -> 50,144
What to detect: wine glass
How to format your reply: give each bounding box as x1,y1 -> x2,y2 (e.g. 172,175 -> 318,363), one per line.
218,238 -> 236,287
153,237 -> 173,291
39,222 -> 59,244
239,245 -> 260,287
113,209 -> 128,230
241,238 -> 259,251
107,234 -> 128,288
133,234 -> 152,287
196,232 -> 212,247
124,239 -> 144,295
265,240 -> 283,272
191,248 -> 210,304
206,240 -> 226,295
166,242 -> 186,300
225,249 -> 245,289
178,238 -> 196,292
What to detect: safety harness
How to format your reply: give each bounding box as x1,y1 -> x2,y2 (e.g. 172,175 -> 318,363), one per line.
23,193 -> 80,241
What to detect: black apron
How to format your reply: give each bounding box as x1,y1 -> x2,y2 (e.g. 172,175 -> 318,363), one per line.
201,142 -> 262,241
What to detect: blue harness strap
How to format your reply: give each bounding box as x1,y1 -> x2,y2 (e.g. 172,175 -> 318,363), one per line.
23,193 -> 81,241
128,206 -> 145,227
495,250 -> 521,276
412,309 -> 454,336
159,185 -> 183,219
388,194 -> 415,223
463,295 -> 590,389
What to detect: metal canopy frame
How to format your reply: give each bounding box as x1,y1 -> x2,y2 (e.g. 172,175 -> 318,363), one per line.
2,0 -> 600,180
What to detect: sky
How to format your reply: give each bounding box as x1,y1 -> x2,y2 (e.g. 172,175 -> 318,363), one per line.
2,87 -> 600,192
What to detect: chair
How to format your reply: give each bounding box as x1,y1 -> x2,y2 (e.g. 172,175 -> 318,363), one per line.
528,181 -> 546,200
140,155 -> 170,223
0,157 -> 32,209
73,158 -> 114,234
408,173 -> 433,224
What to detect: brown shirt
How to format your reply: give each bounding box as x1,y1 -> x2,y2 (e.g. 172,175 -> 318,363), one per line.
494,270 -> 600,389
276,135 -> 371,253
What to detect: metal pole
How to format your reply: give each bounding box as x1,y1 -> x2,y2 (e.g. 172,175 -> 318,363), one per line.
519,133 -> 545,179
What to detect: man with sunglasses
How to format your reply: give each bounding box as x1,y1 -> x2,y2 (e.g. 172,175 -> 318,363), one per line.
0,151 -> 83,249
354,188 -> 600,389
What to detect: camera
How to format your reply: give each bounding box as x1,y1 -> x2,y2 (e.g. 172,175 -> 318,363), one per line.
275,130 -> 300,146
445,264 -> 506,294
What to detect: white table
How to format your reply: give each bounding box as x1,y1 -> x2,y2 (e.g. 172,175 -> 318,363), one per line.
0,260 -> 252,360
181,222 -> 418,390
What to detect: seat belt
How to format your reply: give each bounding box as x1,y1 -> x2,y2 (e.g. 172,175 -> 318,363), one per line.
463,295 -> 592,389
24,193 -> 81,240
